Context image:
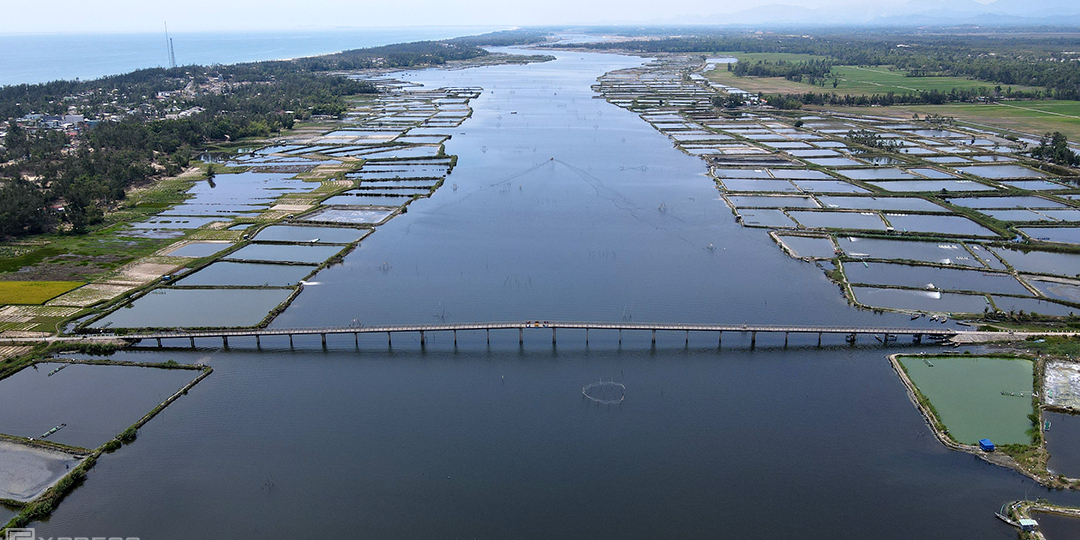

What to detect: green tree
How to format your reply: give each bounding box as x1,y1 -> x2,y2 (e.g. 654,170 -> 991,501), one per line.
1030,132 -> 1079,167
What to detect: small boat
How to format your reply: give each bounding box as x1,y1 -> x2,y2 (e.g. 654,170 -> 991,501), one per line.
40,423 -> 67,439
47,364 -> 68,377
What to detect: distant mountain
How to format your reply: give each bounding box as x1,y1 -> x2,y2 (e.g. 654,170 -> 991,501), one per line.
698,0 -> 1080,27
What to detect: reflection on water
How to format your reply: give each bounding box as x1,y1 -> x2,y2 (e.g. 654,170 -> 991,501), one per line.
30,48 -> 1080,538
29,345 -> 1080,539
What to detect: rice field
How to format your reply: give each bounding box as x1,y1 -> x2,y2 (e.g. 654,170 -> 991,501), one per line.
0,281 -> 83,305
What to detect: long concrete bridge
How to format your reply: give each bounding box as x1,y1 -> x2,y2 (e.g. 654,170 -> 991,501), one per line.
0,321 -> 971,349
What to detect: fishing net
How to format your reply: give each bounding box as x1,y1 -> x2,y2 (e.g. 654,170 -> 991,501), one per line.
582,380 -> 625,405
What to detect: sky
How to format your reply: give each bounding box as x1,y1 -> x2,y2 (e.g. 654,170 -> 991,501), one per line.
1,0 -> 893,34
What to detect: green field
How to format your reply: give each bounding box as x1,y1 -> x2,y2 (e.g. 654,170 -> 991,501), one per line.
0,281 -> 83,304
708,64 -> 1042,96
821,101 -> 1080,142
899,355 -> 1035,445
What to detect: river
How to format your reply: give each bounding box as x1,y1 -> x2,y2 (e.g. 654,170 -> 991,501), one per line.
27,49 -> 1080,539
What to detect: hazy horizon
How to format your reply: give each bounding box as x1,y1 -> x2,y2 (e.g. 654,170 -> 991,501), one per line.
1,0 -> 1022,35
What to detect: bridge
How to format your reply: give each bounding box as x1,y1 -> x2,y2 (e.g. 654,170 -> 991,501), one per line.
0,321 -> 968,349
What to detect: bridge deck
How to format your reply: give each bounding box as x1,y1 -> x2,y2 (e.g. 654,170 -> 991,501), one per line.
0,321 -> 960,345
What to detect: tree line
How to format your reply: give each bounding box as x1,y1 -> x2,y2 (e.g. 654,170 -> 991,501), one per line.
567,32 -> 1080,100
0,31 -> 546,239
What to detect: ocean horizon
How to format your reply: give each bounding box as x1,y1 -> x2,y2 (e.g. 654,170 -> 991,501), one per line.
0,26 -> 508,86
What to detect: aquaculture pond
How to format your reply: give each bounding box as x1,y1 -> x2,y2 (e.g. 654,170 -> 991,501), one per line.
737,209 -> 797,228
884,214 -> 998,237
224,243 -> 344,264
897,356 -> 1035,445
719,179 -> 798,192
990,296 -> 1077,317
852,287 -> 990,313
844,262 -> 1031,296
838,237 -> 984,267
788,211 -> 886,230
90,288 -> 293,328
950,196 -> 1067,209
816,196 -> 945,212
1032,512 -> 1080,540
790,180 -> 871,193
163,241 -> 233,258
993,249 -> 1080,277
254,225 -> 367,244
0,441 -> 83,503
1020,227 -> 1080,244
1045,412 -> 1080,478
775,235 -> 835,258
320,193 -> 415,206
0,362 -> 200,449
1025,277 -> 1080,303
868,180 -> 994,193
837,168 -> 918,181
727,195 -> 819,208
954,164 -> 1047,179
175,262 -> 315,287
173,170 -> 317,207
300,207 -> 397,225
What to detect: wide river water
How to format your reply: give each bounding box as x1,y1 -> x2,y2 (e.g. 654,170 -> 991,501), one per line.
29,49 -> 1080,539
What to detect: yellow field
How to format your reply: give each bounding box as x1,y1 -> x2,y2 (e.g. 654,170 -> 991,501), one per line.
0,281 -> 83,305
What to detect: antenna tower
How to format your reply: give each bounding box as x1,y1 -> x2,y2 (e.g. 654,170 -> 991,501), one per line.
165,23 -> 177,68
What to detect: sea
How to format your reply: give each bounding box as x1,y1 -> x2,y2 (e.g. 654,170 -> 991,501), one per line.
0,27 -> 506,86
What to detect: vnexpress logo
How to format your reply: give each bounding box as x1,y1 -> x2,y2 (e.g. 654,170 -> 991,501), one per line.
5,529 -> 138,540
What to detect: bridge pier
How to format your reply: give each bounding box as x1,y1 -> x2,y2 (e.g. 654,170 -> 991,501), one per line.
453,329 -> 457,347
486,329 -> 490,345
784,332 -> 788,348
255,335 -> 260,348
156,338 -> 162,347
651,329 -> 656,345
750,331 -> 756,350
420,331 -> 425,347
718,331 -> 722,349
190,337 -> 195,348
817,332 -> 822,347
552,328 -> 556,345
354,333 -> 358,347
321,333 -> 327,348
685,330 -> 689,347
222,336 -> 229,348
519,328 -> 523,345
619,329 -> 622,345
586,328 -> 589,346
289,334 -> 294,348
914,333 -> 922,344
387,332 -> 392,347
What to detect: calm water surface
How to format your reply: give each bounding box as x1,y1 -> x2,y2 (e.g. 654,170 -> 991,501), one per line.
0,27 -> 501,86
28,49 -> 1080,538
